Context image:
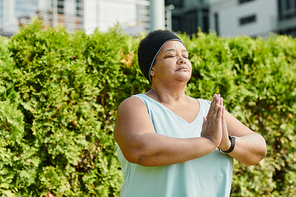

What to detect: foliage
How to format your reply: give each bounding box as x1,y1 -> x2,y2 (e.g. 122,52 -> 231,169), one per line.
0,20 -> 295,196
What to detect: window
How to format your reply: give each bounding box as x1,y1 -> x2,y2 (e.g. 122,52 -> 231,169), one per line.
202,9 -> 209,33
58,0 -> 64,14
278,0 -> 296,20
171,8 -> 209,36
279,27 -> 296,37
165,0 -> 184,8
183,9 -> 198,35
238,0 -> 255,4
239,15 -> 256,25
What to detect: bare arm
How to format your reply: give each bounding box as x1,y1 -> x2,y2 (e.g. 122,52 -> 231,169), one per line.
114,95 -> 223,167
218,107 -> 267,165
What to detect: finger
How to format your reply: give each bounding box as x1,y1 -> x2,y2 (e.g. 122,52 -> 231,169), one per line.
218,94 -> 222,106
211,94 -> 217,108
222,106 -> 225,124
222,107 -> 228,134
207,94 -> 217,116
213,95 -> 220,114
218,107 -> 229,148
214,105 -> 223,124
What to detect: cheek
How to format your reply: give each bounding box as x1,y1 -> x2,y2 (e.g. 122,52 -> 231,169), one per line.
187,61 -> 192,70
160,61 -> 173,71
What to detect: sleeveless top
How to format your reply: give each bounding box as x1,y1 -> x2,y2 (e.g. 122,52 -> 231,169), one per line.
116,94 -> 233,197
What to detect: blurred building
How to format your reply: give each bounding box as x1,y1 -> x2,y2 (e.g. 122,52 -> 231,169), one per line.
165,0 -> 210,36
166,0 -> 296,38
277,0 -> 296,37
0,0 -> 49,37
209,0 -> 277,38
83,0 -> 150,35
1,0 -> 295,37
0,0 -> 151,37
209,0 -> 296,38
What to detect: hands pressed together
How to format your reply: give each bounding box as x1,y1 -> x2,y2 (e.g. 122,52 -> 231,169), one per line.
201,94 -> 231,152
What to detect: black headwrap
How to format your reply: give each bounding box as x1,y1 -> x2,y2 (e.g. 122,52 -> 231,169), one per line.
138,32 -> 185,83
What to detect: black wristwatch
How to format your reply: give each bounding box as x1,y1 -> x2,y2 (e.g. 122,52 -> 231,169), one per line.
219,135 -> 235,154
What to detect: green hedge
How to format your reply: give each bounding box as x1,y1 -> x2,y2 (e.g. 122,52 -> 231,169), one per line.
0,20 -> 295,196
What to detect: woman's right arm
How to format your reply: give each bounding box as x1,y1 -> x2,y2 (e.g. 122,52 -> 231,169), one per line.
113,95 -> 224,167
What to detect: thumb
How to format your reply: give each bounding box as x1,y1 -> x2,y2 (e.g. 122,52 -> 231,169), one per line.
202,117 -> 207,129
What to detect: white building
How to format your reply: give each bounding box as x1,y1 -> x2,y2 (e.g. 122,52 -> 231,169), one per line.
0,0 -> 49,36
0,0 -> 151,36
208,0 -> 296,38
1,0 -> 295,38
166,0 -> 296,38
83,0 -> 150,35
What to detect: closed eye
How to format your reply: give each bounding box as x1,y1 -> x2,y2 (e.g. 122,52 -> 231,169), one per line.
165,55 -> 176,58
182,52 -> 189,59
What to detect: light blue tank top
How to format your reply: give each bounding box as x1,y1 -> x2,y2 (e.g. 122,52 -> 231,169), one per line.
117,94 -> 233,197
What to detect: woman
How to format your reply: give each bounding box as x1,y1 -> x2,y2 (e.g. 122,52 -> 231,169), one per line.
114,30 -> 267,197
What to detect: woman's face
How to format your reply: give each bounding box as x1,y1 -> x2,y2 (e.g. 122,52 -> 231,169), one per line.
151,40 -> 192,84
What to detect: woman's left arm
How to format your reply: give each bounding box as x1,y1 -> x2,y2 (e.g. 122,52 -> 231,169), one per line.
219,110 -> 267,166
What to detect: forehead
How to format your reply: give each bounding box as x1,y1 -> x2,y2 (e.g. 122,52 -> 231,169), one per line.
160,40 -> 187,52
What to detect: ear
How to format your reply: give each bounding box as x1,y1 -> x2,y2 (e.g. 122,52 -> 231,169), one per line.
150,68 -> 155,77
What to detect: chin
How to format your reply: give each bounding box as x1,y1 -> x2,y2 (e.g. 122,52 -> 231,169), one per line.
176,76 -> 191,83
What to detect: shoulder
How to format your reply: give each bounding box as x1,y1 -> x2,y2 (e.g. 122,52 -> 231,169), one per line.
119,95 -> 145,107
117,95 -> 148,115
114,95 -> 154,142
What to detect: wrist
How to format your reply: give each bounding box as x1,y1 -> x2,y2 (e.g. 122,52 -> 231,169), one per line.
219,135 -> 235,154
219,136 -> 231,151
203,137 -> 219,149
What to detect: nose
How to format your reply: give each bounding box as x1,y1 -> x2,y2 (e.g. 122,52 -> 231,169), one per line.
177,56 -> 186,64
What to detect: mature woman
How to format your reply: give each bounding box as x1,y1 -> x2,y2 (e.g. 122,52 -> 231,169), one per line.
114,30 -> 267,197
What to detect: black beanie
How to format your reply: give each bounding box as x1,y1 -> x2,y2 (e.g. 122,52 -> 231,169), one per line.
138,32 -> 185,83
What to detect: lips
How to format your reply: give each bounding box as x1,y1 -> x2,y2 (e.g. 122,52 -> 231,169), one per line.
176,66 -> 189,71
